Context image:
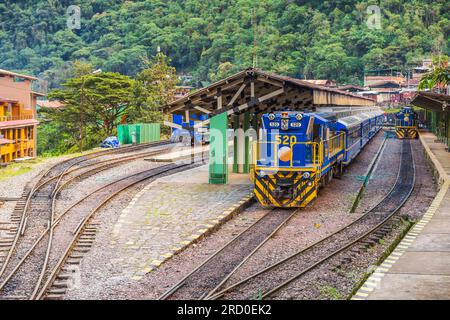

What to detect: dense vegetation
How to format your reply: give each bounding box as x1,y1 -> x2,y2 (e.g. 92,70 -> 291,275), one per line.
38,54 -> 177,155
1,0 -> 449,88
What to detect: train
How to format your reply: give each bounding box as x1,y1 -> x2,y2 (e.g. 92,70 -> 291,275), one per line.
395,106 -> 418,139
252,108 -> 384,208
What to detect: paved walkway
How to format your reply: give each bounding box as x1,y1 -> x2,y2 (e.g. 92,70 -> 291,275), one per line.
109,164 -> 253,280
353,131 -> 450,300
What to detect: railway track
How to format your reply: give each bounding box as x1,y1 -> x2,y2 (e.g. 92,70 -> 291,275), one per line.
37,162 -> 201,300
207,139 -> 414,300
159,207 -> 298,300
0,140 -> 174,299
0,158 -> 202,300
0,141 -> 171,274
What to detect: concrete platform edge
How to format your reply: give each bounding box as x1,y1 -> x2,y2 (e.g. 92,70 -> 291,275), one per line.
351,182 -> 449,300
418,131 -> 449,186
351,132 -> 449,300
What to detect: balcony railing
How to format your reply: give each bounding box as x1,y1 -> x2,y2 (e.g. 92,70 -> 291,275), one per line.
0,115 -> 34,122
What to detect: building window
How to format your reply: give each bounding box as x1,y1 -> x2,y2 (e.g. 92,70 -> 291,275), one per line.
14,76 -> 25,83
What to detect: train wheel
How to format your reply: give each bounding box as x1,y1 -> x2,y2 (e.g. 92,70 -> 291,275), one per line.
333,163 -> 343,179
327,170 -> 333,183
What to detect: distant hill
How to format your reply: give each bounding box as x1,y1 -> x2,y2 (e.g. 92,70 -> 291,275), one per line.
0,0 -> 448,88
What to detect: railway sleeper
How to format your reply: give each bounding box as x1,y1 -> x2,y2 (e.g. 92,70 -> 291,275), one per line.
340,256 -> 353,265
76,243 -> 92,248
45,294 -> 64,300
0,243 -> 12,248
79,236 -> 95,241
362,240 -> 377,248
48,288 -> 67,295
66,259 -> 81,265
52,281 -> 69,288
57,273 -> 71,280
78,239 -> 94,243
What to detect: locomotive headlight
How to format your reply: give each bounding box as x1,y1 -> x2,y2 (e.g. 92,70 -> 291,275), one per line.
278,146 -> 292,162
296,114 -> 303,121
302,172 -> 311,179
268,113 -> 276,120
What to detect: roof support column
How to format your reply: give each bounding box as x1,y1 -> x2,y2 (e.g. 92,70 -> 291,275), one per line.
209,112 -> 228,184
243,111 -> 251,173
233,114 -> 239,173
237,114 -> 245,173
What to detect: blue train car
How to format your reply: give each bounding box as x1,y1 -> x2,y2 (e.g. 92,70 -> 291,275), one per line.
395,106 -> 418,139
253,109 -> 383,208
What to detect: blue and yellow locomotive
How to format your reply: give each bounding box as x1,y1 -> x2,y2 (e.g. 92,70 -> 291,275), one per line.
253,109 -> 383,208
395,106 -> 418,139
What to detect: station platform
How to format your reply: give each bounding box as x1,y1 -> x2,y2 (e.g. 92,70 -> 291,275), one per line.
353,130 -> 450,300
109,163 -> 253,280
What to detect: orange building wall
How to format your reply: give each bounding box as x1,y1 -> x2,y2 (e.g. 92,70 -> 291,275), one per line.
0,76 -> 34,109
0,72 -> 41,163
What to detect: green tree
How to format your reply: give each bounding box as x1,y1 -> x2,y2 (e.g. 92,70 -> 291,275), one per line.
1,1 -> 449,86
419,55 -> 450,91
48,72 -> 135,151
131,52 -> 178,123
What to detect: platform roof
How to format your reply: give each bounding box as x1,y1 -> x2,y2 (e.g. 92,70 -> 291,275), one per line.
163,68 -> 375,119
411,92 -> 450,113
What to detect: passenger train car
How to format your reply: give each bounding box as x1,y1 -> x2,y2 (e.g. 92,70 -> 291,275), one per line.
253,108 -> 384,208
395,106 -> 418,139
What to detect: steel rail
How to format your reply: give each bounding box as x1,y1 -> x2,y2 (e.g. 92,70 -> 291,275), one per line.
0,140 -> 171,295
36,140 -> 171,190
158,210 -> 275,300
0,164 -> 184,294
0,155 -> 90,279
262,141 -> 415,299
54,147 -> 172,192
209,139 -> 413,300
35,162 -> 196,299
158,208 -> 298,300
203,209 -> 298,299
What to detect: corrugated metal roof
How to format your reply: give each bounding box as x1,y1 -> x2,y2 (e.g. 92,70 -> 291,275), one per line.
164,68 -> 375,113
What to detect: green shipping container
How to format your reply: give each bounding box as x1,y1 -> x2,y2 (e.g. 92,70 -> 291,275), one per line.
117,123 -> 160,145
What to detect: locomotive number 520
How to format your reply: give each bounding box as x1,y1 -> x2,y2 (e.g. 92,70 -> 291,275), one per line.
274,135 -> 297,145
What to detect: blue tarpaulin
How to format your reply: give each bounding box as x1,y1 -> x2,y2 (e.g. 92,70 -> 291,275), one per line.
101,136 -> 120,148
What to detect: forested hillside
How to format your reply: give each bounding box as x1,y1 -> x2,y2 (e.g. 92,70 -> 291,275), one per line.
1,0 -> 449,88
